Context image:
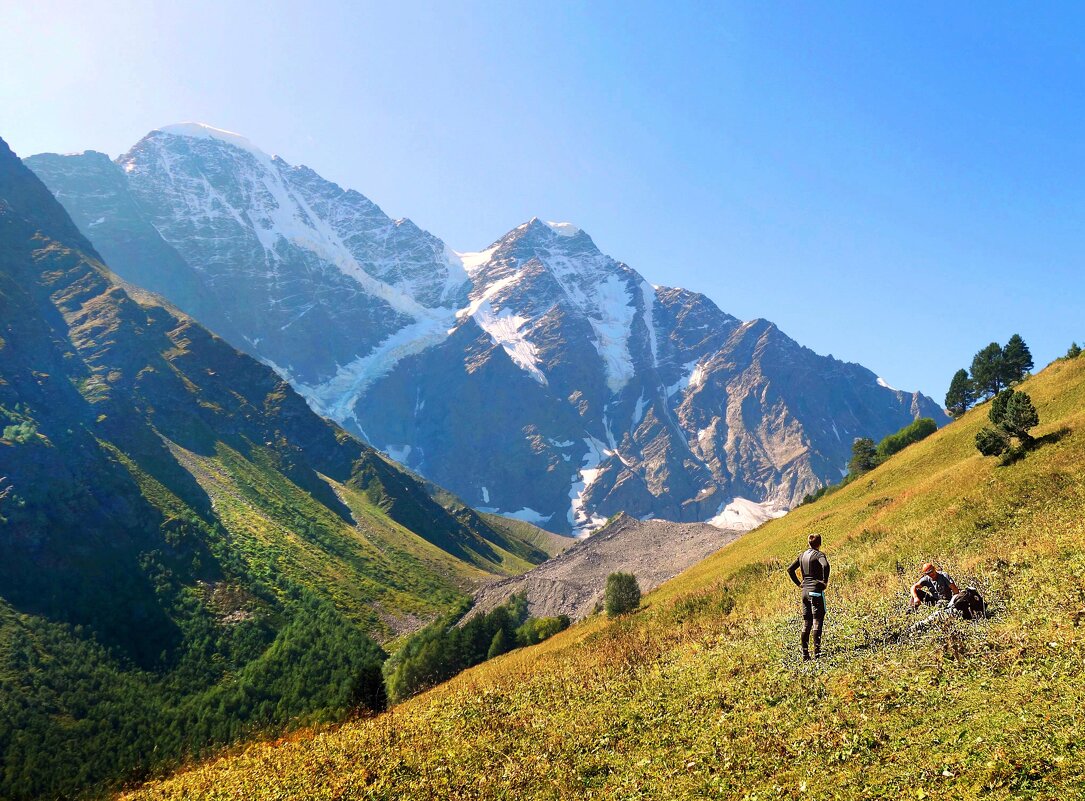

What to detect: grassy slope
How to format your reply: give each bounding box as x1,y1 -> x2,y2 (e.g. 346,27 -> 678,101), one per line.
479,512 -> 575,559
125,356 -> 1085,800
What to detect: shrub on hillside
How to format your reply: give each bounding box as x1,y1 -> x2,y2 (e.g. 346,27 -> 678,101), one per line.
1067,342 -> 1082,359
975,427 -> 1010,457
807,418 -> 941,504
976,389 -> 1040,459
876,417 -> 937,461
516,615 -> 570,647
605,572 -> 641,617
1,420 -> 37,443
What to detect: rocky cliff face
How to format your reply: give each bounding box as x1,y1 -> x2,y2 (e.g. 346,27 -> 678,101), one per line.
27,125 -> 949,534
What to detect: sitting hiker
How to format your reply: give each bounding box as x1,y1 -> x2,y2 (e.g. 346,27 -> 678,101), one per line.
908,585 -> 987,634
910,563 -> 959,608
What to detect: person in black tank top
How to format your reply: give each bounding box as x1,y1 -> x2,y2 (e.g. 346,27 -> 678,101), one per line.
787,533 -> 831,660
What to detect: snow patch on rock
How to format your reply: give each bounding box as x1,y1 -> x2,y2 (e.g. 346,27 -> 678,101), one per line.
568,437 -> 611,537
666,360 -> 701,398
542,220 -> 581,237
458,271 -> 547,384
706,497 -> 788,532
382,444 -> 413,464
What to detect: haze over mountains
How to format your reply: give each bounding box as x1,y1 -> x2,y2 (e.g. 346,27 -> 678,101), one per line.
27,124 -> 947,534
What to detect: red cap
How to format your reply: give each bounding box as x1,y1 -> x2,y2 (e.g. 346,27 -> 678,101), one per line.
920,562 -> 936,575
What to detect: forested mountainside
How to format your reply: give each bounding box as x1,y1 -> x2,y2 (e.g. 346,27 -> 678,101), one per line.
29,126 -> 946,534
0,135 -> 550,800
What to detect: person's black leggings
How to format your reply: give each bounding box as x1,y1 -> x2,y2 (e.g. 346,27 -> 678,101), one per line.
801,591 -> 826,658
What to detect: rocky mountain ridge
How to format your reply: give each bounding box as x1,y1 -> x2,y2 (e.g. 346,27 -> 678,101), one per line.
27,124 -> 948,534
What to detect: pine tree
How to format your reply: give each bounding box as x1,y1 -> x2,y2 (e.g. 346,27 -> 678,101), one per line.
604,572 -> 641,617
1067,342 -> 1082,359
944,369 -> 975,418
978,389 -> 1040,458
996,390 -> 1040,444
970,342 -> 1005,398
848,437 -> 879,475
1001,334 -> 1033,385
975,427 -> 1009,457
989,388 -> 1012,425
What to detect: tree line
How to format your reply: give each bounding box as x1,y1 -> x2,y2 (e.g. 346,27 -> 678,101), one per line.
945,334 -> 1033,417
382,594 -> 569,702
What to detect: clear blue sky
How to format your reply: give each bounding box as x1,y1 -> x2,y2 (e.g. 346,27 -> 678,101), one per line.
4,1 -> 1083,401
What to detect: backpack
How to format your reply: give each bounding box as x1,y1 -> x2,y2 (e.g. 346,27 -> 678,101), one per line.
950,587 -> 987,620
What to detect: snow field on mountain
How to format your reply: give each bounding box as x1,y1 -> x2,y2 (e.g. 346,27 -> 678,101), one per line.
705,496 -> 788,530
541,220 -> 581,237
457,270 -> 547,384
302,313 -> 455,420
567,436 -> 612,536
585,274 -> 640,393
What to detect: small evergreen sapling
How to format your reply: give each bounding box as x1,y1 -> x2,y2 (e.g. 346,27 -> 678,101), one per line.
605,572 -> 641,617
976,389 -> 1040,457
996,390 -> 1040,445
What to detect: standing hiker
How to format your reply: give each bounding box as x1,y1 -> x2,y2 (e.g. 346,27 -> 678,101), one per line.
787,533 -> 831,660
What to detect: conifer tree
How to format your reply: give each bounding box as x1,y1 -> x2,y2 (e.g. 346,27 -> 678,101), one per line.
1067,342 -> 1082,359
975,427 -> 1009,457
1001,334 -> 1033,384
970,342 -> 1005,398
847,437 -> 879,475
991,390 -> 1040,445
604,572 -> 641,616
944,368 -> 975,418
486,629 -> 510,660
977,389 -> 1040,457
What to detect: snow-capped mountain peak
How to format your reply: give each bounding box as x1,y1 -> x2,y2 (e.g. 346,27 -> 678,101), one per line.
154,122 -> 265,156
541,219 -> 582,237
29,127 -> 952,537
